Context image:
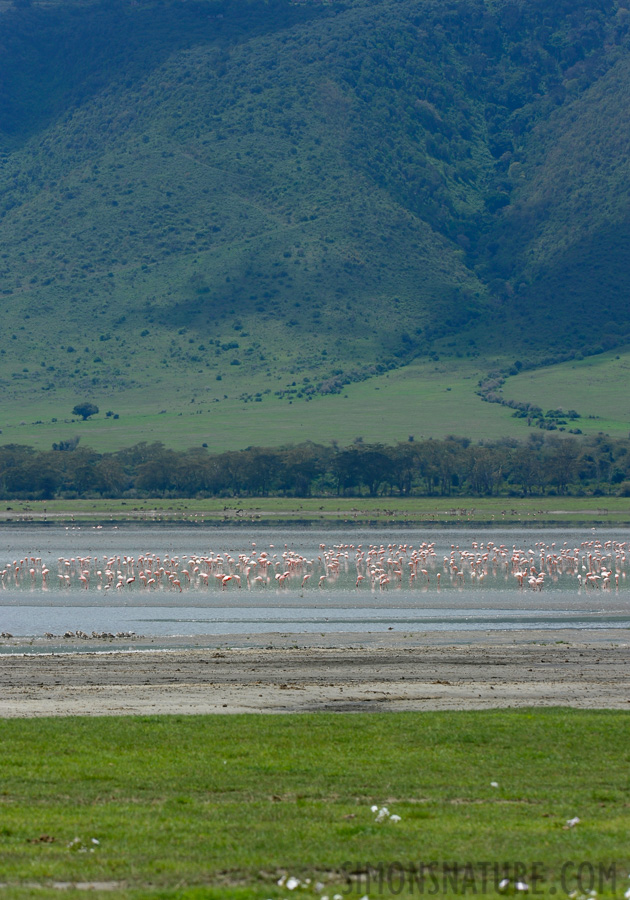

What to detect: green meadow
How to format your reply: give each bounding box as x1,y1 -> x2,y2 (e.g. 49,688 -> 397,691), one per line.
502,350 -> 630,439
3,347 -> 629,456
0,358 -> 541,453
0,711 -> 628,899
2,495 -> 628,524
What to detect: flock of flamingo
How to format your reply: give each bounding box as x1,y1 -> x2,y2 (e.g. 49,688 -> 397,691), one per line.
0,538 -> 626,594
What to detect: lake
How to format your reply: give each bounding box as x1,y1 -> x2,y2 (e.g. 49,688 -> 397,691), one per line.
0,524 -> 628,642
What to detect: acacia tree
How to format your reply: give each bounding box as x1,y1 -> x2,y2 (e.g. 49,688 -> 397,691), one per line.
72,402 -> 99,421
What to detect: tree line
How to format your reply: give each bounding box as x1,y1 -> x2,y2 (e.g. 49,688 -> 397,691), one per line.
1,433 -> 629,500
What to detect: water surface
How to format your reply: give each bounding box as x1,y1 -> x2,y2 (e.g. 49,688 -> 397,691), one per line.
0,524 -> 628,639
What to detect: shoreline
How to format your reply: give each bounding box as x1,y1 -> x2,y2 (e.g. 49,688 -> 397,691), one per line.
1,629 -> 628,717
0,497 -> 626,527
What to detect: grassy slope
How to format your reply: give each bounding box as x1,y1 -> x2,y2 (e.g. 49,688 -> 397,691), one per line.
0,0 -> 628,453
0,0 -> 487,420
0,711 -> 628,898
502,348 -> 630,438
0,357 -> 535,452
4,346 -> 630,453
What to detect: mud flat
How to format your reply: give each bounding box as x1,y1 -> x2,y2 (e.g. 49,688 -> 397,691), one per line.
0,628 -> 629,716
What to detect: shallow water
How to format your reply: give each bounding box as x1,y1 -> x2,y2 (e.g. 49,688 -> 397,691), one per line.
0,524 -> 628,638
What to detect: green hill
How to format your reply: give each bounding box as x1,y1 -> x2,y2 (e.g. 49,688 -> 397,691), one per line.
483,52 -> 630,347
0,0 -> 628,451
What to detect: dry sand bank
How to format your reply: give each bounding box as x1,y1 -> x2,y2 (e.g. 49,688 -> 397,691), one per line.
1,629 -> 629,716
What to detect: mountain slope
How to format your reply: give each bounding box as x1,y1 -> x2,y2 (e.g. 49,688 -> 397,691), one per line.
0,0 -> 489,406
485,52 -> 630,347
0,0 -> 628,448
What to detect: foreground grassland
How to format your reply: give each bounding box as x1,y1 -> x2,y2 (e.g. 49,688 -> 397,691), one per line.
2,496 -> 628,525
0,711 -> 628,899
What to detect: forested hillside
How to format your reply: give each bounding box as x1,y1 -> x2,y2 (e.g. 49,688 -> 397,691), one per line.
0,0 -> 628,448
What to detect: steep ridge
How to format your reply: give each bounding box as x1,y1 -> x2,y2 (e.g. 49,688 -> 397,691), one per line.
486,52 -> 630,348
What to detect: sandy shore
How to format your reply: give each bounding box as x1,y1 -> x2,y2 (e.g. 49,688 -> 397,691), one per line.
1,629 -> 629,716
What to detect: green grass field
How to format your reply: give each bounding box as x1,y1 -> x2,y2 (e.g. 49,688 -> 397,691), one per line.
2,495 -> 627,524
0,711 -> 628,899
0,357 -> 532,453
502,350 -> 630,438
3,345 -> 629,455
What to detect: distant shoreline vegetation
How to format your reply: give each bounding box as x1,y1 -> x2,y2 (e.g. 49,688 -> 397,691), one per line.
1,434 -> 629,500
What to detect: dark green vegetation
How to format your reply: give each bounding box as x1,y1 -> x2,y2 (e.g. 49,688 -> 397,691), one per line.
2,431 -> 630,499
0,0 -> 629,451
72,402 -> 99,421
0,711 -> 628,898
